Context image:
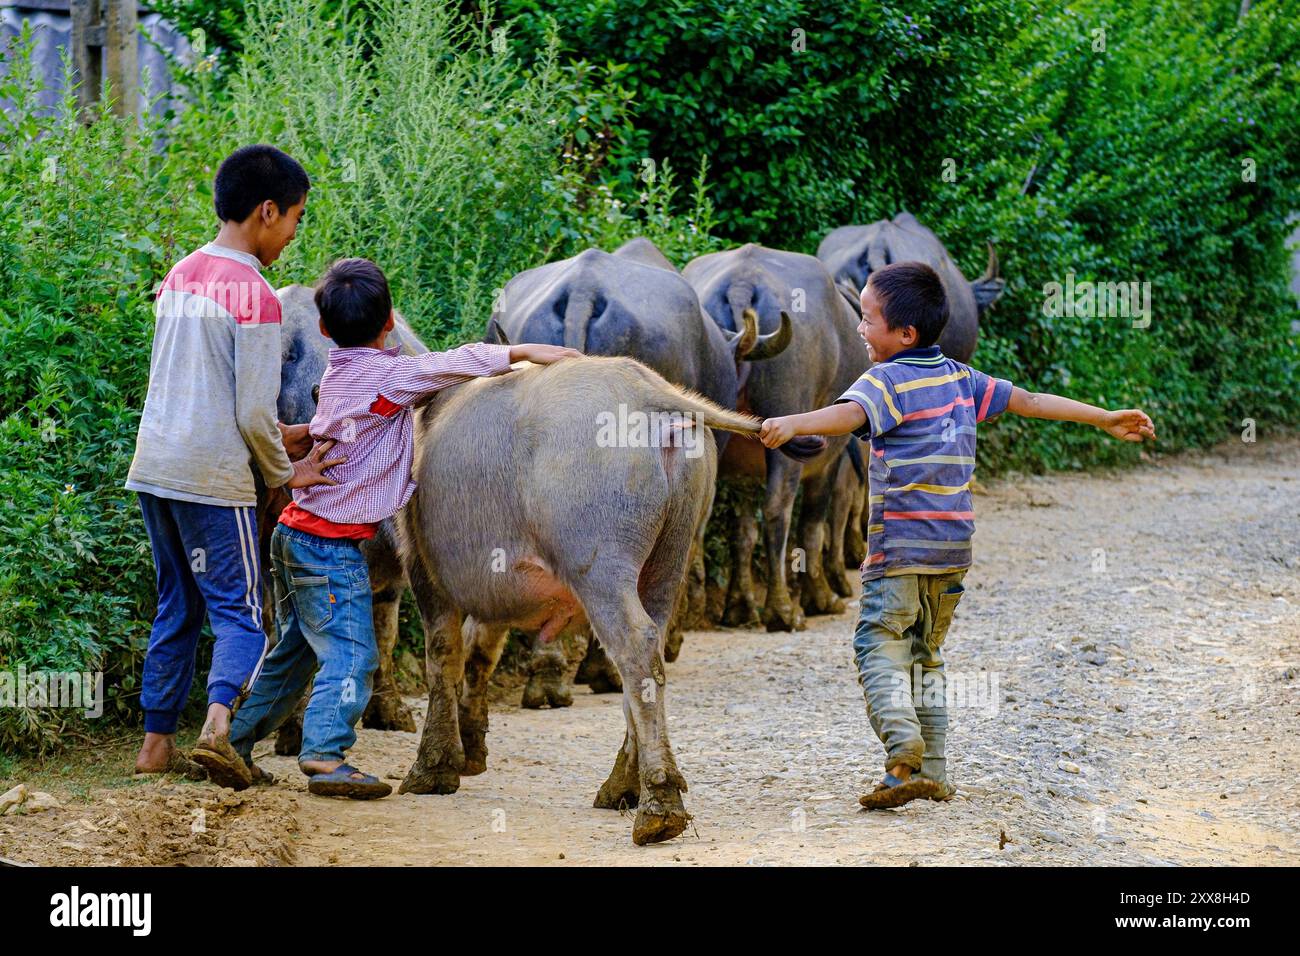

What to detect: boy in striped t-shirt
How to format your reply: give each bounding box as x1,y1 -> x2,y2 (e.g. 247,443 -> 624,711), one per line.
759,261 -> 1155,808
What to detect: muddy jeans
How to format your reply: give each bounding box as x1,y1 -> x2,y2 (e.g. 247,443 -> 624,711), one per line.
852,571 -> 967,785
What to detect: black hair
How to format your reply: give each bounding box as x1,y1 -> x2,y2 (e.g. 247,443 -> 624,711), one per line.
315,258 -> 392,347
867,261 -> 949,348
213,145 -> 310,223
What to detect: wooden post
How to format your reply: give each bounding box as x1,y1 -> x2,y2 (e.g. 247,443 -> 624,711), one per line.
69,0 -> 138,118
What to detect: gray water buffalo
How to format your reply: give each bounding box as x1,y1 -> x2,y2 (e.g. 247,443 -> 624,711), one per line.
256,284 -> 426,750
816,211 -> 1003,365
683,243 -> 863,631
611,236 -> 677,272
488,241 -> 794,696
396,354 -> 799,844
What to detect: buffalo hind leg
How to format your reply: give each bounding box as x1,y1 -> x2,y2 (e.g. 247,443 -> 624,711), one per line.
361,584 -> 416,731
722,492 -> 761,627
761,453 -> 806,632
362,525 -> 416,731
588,492 -> 697,841
460,619 -> 509,775
826,450 -> 858,599
580,579 -> 689,845
798,465 -> 846,616
399,559 -> 466,796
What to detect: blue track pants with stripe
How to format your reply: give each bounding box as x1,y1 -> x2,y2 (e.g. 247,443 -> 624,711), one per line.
136,491 -> 269,734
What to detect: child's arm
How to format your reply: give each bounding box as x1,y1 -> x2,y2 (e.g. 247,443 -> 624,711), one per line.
758,402 -> 866,448
380,342 -> 580,407
1007,387 -> 1156,442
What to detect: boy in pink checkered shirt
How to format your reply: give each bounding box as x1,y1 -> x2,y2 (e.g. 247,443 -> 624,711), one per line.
215,258 -> 579,798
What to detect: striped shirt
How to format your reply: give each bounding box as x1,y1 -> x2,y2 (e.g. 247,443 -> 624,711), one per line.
285,342 -> 514,531
834,344 -> 1012,580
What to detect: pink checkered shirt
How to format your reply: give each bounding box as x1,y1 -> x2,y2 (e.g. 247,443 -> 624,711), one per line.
289,342 -> 514,526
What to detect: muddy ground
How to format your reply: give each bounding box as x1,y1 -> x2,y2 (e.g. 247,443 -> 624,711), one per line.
2,436 -> 1297,866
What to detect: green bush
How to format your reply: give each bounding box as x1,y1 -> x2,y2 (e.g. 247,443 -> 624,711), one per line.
499,0 -> 1029,250
0,37 -> 212,753
912,0 -> 1300,469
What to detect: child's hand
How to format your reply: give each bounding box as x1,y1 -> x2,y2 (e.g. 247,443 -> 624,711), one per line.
1102,408 -> 1156,443
278,421 -> 313,461
509,343 -> 583,365
759,416 -> 797,448
286,439 -> 347,488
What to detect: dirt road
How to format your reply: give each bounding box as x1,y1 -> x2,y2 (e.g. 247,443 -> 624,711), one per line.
4,437 -> 1297,865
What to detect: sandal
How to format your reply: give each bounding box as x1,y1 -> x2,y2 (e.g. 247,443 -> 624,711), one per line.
306,763 -> 392,800
189,735 -> 253,791
859,772 -> 942,809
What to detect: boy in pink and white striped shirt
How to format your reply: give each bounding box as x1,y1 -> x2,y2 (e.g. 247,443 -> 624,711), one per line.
225,258 -> 580,797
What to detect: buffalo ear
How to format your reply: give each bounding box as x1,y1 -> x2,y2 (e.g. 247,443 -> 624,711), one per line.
971,276 -> 1006,313
485,317 -> 511,346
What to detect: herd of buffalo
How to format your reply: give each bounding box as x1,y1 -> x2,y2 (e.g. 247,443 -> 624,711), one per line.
255,211 -> 1005,844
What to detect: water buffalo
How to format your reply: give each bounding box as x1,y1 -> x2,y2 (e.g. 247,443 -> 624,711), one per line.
396,354 -> 799,844
816,211 -> 1004,365
683,243 -> 862,631
488,241 -> 793,696
611,236 -> 677,272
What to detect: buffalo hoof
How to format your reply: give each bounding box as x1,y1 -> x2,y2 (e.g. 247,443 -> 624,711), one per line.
802,582 -> 845,617
273,720 -> 302,757
594,777 -> 639,810
362,692 -> 417,733
830,567 -> 855,599
575,641 -> 623,694
399,763 -> 461,795
594,746 -> 639,810
521,672 -> 574,709
722,594 -> 761,628
663,626 -> 684,664
632,777 -> 690,846
762,599 -> 805,633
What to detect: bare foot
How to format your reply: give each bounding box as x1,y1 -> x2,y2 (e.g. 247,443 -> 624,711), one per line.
195,703 -> 231,746
190,704 -> 252,790
134,732 -> 177,774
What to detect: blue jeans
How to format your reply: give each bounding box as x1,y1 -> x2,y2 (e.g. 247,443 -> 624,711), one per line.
229,525 -> 377,766
137,492 -> 269,734
852,571 -> 966,785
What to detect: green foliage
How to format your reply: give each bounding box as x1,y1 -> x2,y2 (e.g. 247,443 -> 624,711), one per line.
498,0 -> 1028,249
914,0 -> 1300,469
0,33 -> 208,753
